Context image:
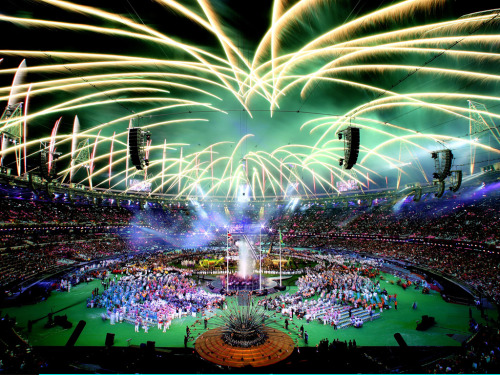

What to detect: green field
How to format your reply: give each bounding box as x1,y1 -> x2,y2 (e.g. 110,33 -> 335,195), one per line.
3,272 -> 495,348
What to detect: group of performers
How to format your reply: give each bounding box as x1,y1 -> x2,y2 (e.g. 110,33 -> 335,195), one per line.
218,274 -> 260,291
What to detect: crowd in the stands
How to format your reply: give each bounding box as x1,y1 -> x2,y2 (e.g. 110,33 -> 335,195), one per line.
1,184 -> 498,246
271,191 -> 500,246
0,236 -> 132,290
0,183 -> 499,374
0,182 -> 498,302
0,199 -> 132,226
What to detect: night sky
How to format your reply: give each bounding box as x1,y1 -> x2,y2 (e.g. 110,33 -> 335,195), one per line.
0,0 -> 499,197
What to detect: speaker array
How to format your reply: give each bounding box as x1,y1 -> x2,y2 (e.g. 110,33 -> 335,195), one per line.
338,127 -> 360,170
413,187 -> 422,202
435,180 -> 445,198
429,149 -> 462,197
39,149 -> 56,181
432,149 -> 453,181
449,170 -> 462,192
105,332 -> 115,347
128,127 -> 150,170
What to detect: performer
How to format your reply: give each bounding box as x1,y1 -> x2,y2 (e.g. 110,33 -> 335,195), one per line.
134,318 -> 140,333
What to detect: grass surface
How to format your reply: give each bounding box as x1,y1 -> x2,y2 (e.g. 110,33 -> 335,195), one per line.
3,272 -> 496,348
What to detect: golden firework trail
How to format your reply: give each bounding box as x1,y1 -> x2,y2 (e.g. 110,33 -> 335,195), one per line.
0,0 -> 498,198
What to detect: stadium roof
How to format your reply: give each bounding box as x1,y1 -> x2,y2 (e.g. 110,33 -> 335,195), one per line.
0,0 -> 499,199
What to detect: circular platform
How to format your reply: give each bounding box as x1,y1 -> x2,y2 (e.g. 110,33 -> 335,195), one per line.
195,326 -> 295,368
211,275 -> 277,292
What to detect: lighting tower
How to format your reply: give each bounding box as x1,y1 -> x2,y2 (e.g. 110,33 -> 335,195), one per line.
0,60 -> 27,176
0,103 -> 23,175
468,100 -> 500,175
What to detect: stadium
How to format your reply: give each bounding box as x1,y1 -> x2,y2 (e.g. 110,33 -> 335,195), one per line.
0,0 -> 499,373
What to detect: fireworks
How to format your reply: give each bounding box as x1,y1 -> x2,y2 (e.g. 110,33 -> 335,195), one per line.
0,0 -> 499,198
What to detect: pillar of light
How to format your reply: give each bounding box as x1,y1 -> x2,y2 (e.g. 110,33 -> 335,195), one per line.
259,224 -> 263,290
225,225 -> 229,293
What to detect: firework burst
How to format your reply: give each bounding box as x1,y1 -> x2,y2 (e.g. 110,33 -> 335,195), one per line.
0,0 -> 499,198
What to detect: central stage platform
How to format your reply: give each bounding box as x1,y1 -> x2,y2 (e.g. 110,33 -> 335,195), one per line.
207,275 -> 278,294
195,326 -> 295,367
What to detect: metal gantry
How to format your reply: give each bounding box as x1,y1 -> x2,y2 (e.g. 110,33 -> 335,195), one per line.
0,103 -> 23,175
468,100 -> 500,174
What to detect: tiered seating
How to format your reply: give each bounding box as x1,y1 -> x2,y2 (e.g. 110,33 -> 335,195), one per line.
317,306 -> 380,328
316,304 -> 344,321
337,308 -> 381,329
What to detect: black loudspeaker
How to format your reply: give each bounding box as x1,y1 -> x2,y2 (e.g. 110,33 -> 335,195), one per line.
39,149 -> 59,181
66,320 -> 86,347
147,341 -> 155,352
54,315 -> 72,329
394,332 -> 408,347
128,127 -> 144,170
413,187 -> 422,202
450,170 -> 462,192
28,172 -> 35,190
128,127 -> 150,171
416,315 -> 435,331
105,333 -> 115,346
433,150 -> 453,181
435,181 -> 445,198
442,150 -> 453,179
344,127 -> 360,170
39,150 -> 50,180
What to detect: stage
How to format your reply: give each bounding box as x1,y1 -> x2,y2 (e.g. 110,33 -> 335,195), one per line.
207,274 -> 278,294
195,326 -> 295,367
